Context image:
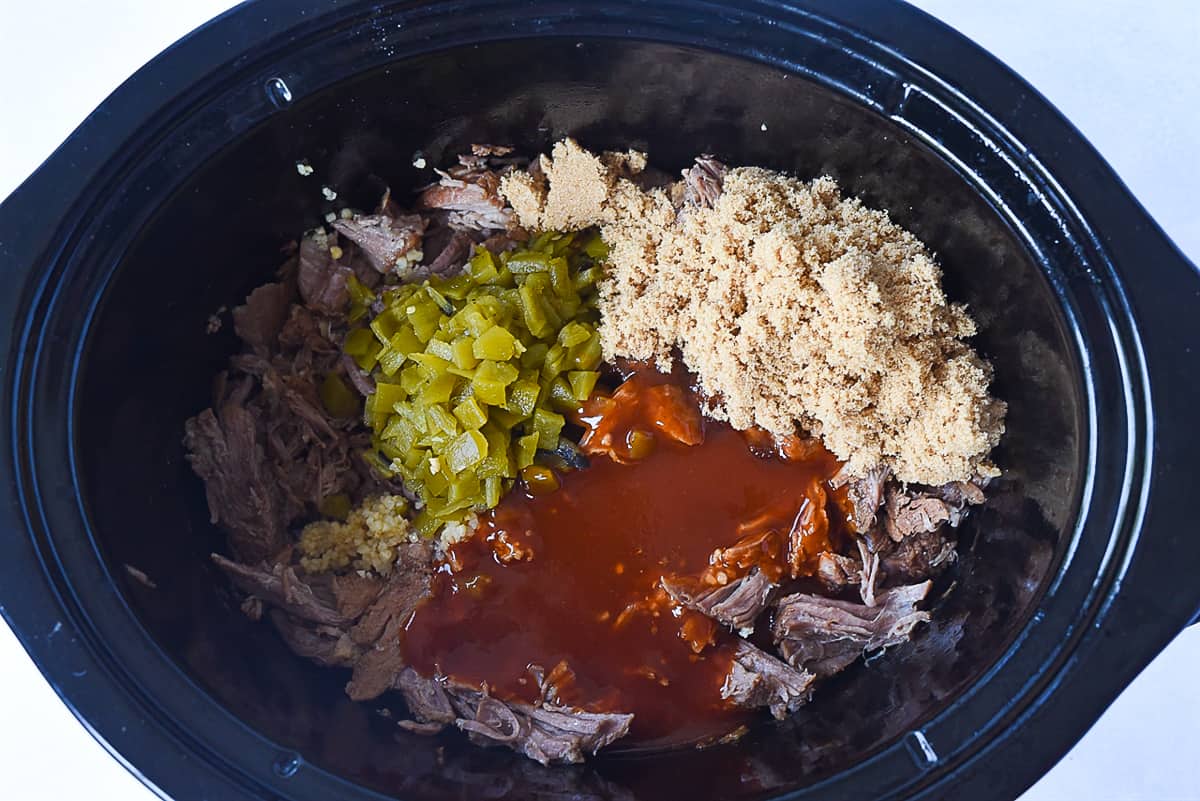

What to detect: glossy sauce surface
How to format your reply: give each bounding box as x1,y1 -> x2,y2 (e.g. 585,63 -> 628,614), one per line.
404,369 -> 846,747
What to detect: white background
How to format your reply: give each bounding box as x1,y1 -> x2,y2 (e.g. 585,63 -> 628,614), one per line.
1,1 -> 1197,799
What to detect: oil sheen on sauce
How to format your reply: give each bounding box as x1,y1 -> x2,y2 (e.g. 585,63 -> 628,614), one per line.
403,368 -> 848,748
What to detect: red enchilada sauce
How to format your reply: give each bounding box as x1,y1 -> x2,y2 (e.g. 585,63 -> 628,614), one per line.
403,368 -> 851,747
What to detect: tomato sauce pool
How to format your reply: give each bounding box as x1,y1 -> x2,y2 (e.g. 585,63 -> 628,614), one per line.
403,369 -> 848,748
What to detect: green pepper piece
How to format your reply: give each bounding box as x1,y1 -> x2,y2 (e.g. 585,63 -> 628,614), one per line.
424,337 -> 454,361
472,360 -> 519,406
505,379 -> 540,418
489,407 -> 524,430
407,352 -> 451,380
468,247 -> 499,283
527,231 -> 556,252
521,464 -> 560,495
520,342 -> 549,369
546,376 -> 577,412
484,476 -> 504,508
541,344 -> 568,379
407,300 -> 445,342
425,403 -> 459,436
346,274 -> 376,307
373,383 -> 406,414
353,339 -> 383,372
444,430 -> 488,474
388,325 -> 424,357
360,449 -> 395,479
532,407 -> 565,450
320,373 -> 360,418
515,431 -> 540,469
570,334 -> 603,370
426,285 -> 454,315
420,371 -> 458,405
519,280 -> 551,338
507,251 -> 552,274
473,324 -> 520,361
438,273 -> 474,300
582,232 -> 609,260
453,397 -> 488,430
572,265 -> 605,293
380,415 -> 418,455
548,257 -> 571,297
399,364 -> 425,393
626,428 -> 656,460
451,336 -> 479,370
344,327 -> 376,356
567,370 -> 600,401
558,322 -> 591,348
446,472 -> 481,507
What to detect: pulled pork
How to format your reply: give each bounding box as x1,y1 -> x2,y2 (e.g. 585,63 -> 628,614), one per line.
396,668 -> 633,766
721,640 -> 814,720
773,582 -> 932,678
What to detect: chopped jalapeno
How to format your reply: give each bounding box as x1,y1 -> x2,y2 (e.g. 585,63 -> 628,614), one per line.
344,228 -> 608,535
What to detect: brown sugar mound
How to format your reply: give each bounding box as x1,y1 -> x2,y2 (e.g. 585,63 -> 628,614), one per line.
500,140 -> 1006,485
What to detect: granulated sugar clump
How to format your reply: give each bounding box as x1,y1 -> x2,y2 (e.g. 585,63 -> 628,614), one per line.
500,139 -> 1006,485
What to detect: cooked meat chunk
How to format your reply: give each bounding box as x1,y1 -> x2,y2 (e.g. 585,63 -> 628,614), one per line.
479,230 -> 521,255
347,639 -> 409,702
931,478 -> 988,507
418,150 -> 515,232
879,527 -> 957,583
211,553 -> 347,627
831,463 -> 891,535
420,228 -> 475,277
214,541 -> 433,702
297,229 -> 351,313
269,610 -> 363,667
189,286 -> 381,555
815,541 -> 882,606
682,155 -> 727,209
882,478 -> 987,541
395,668 -> 633,765
883,489 -> 954,541
344,541 -> 435,701
790,480 -> 829,578
274,305 -> 340,371
773,581 -> 932,678
339,353 -> 376,397
856,538 -> 882,607
721,640 -> 814,719
332,212 -> 426,275
531,660 -> 580,707
661,568 -> 774,633
232,282 -> 293,350
184,386 -> 287,562
396,667 -> 456,724
462,697 -> 632,765
469,143 -> 515,158
349,541 -> 433,644
815,551 -> 861,591
330,571 -> 384,618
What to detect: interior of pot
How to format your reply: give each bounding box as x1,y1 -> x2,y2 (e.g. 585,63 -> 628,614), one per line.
76,39 -> 1080,800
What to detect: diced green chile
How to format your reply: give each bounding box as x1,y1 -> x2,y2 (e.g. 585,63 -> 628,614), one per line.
345,228 -> 608,534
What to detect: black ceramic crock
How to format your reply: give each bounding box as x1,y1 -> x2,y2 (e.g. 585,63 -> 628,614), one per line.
2,1 -> 1198,799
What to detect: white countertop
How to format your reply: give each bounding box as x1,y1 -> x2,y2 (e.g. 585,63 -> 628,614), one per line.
1,2 -> 1197,799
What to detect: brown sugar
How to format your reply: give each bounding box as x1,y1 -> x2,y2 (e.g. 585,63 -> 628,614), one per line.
500,140 -> 1005,485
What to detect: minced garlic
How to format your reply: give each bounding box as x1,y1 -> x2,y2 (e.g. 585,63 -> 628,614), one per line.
299,494 -> 415,575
